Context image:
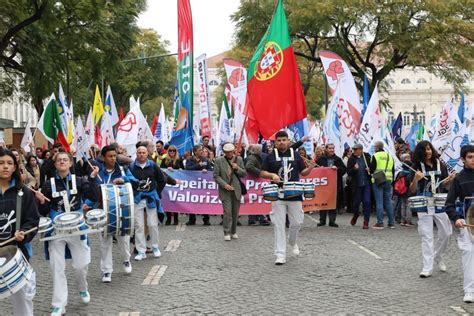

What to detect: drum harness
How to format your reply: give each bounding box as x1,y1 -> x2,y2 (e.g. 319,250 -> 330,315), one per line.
274,148 -> 296,199
50,174 -> 78,213
419,160 -> 442,208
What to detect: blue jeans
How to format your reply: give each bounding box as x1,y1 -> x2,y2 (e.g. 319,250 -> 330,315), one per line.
372,182 -> 394,225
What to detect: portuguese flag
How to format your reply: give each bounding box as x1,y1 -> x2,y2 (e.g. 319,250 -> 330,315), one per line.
246,0 -> 307,140
37,94 -> 70,151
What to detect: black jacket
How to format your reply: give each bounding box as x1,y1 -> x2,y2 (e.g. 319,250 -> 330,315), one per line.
0,182 -> 40,260
445,167 -> 474,221
129,159 -> 177,198
317,154 -> 346,205
347,152 -> 372,187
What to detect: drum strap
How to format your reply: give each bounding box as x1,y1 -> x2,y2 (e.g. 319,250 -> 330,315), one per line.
15,189 -> 23,231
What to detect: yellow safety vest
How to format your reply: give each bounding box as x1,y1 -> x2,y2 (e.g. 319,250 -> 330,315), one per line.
372,151 -> 394,183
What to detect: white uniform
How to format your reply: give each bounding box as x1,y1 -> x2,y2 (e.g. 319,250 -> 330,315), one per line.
10,269 -> 36,315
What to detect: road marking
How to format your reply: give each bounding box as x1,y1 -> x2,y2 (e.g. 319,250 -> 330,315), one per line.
119,312 -> 140,316
450,306 -> 469,315
176,223 -> 186,231
165,239 -> 182,252
142,265 -> 168,285
347,239 -> 383,260
305,214 -> 320,224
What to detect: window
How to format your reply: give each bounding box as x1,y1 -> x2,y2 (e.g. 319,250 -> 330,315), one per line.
403,112 -> 411,125
401,78 -> 411,84
209,80 -> 219,86
418,112 -> 426,125
417,78 -> 427,84
387,78 -> 395,84
388,112 -> 395,125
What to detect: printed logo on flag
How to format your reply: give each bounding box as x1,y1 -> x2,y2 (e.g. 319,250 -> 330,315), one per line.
117,113 -> 137,132
255,41 -> 284,81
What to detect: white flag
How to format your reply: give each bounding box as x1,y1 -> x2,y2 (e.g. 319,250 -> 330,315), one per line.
216,101 -> 233,156
322,83 -> 343,156
21,119 -> 34,153
223,59 -> 248,141
116,104 -> 140,158
105,85 -> 119,126
58,83 -> 70,138
100,112 -> 115,147
358,84 -> 382,151
84,109 -> 95,151
154,104 -> 170,143
74,116 -> 89,160
431,98 -> 453,153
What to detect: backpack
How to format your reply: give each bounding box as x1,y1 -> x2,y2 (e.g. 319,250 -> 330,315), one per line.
393,174 -> 408,196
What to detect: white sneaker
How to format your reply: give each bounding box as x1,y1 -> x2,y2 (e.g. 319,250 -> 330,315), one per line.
51,306 -> 66,316
275,256 -> 286,265
464,292 -> 474,303
231,234 -> 238,239
134,252 -> 146,261
438,261 -> 447,272
123,261 -> 132,274
290,244 -> 300,256
224,235 -> 231,241
152,246 -> 161,258
80,290 -> 90,304
101,273 -> 111,283
419,271 -> 432,278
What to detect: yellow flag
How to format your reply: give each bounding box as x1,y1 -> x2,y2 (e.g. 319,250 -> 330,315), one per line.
92,85 -> 104,125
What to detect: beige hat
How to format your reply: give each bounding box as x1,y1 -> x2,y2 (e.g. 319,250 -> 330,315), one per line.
223,143 -> 235,152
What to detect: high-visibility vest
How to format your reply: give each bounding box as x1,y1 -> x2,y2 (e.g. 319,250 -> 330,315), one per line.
372,151 -> 394,183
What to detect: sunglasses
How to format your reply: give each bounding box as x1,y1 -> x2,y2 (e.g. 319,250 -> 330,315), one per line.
168,150 -> 176,152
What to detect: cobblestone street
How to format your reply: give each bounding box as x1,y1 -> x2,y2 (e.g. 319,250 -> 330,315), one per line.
2,213 -> 472,315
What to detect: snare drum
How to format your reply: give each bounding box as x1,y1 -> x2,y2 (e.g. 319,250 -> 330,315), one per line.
53,212 -> 85,235
0,246 -> 33,300
303,183 -> 315,199
408,196 -> 428,212
283,181 -> 304,198
101,183 -> 135,237
262,184 -> 279,201
434,193 -> 448,213
38,217 -> 53,237
85,209 -> 107,228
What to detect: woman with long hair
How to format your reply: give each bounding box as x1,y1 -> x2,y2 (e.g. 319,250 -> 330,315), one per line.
160,145 -> 183,225
0,147 -> 40,315
24,154 -> 41,189
409,140 -> 455,278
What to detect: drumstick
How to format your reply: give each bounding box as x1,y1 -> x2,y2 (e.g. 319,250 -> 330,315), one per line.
462,224 -> 474,228
435,172 -> 457,189
26,186 -> 51,202
87,160 -> 103,182
0,227 -> 38,247
401,162 -> 429,180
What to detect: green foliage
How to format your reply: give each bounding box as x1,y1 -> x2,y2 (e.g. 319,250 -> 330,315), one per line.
231,0 -> 474,114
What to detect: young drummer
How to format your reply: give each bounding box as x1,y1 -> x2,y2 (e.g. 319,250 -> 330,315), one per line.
36,151 -> 99,316
409,141 -> 455,278
95,145 -> 137,283
445,145 -> 474,303
0,148 -> 39,316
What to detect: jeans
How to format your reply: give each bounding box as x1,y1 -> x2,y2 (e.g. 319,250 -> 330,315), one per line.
352,184 -> 371,221
372,182 -> 394,225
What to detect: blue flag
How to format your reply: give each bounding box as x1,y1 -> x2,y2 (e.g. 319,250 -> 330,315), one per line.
391,112 -> 402,139
169,94 -> 194,156
361,74 -> 369,120
407,122 -> 421,150
458,93 -> 465,123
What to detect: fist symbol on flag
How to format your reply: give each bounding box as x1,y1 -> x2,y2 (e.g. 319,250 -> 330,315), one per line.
229,68 -> 244,88
326,60 -> 344,81
117,113 -> 137,132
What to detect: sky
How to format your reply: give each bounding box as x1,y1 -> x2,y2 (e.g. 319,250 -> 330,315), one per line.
138,0 -> 240,58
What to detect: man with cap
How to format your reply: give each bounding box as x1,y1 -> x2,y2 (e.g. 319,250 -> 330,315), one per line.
347,143 -> 372,229
213,143 -> 247,240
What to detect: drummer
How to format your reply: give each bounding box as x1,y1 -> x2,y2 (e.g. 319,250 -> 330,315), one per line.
259,130 -> 315,265
36,151 -> 99,316
95,145 -> 137,283
0,148 -> 40,316
445,145 -> 474,303
408,140 -> 455,278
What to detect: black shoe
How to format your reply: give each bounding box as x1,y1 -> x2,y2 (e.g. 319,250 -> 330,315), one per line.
248,222 -> 257,226
237,221 -> 242,226
259,220 -> 271,226
317,222 -> 326,227
186,221 -> 196,226
113,236 -> 117,243
219,221 -> 223,225
329,223 -> 339,227
165,220 -> 171,226
203,221 -> 211,226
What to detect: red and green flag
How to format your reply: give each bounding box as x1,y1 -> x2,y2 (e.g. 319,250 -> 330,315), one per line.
246,0 -> 307,140
37,94 -> 70,151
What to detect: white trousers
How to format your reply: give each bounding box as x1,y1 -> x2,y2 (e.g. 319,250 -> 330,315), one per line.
270,200 -> 304,258
134,199 -> 159,253
457,227 -> 474,294
10,270 -> 35,316
99,234 -> 131,274
417,210 -> 452,273
48,236 -> 90,308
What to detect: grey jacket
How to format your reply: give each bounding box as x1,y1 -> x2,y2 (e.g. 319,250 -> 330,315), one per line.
213,155 -> 247,199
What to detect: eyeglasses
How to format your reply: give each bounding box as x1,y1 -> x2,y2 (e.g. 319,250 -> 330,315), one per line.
168,150 -> 176,152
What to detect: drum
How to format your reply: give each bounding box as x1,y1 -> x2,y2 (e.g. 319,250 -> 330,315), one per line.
53,211 -> 85,235
303,183 -> 315,199
38,217 -> 53,237
85,209 -> 107,229
283,181 -> 304,198
262,184 -> 279,201
464,197 -> 474,241
0,246 -> 33,300
101,183 -> 135,237
408,196 -> 428,212
434,193 -> 448,213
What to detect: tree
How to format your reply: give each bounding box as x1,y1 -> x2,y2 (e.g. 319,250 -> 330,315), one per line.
232,0 -> 473,111
0,0 -> 147,115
